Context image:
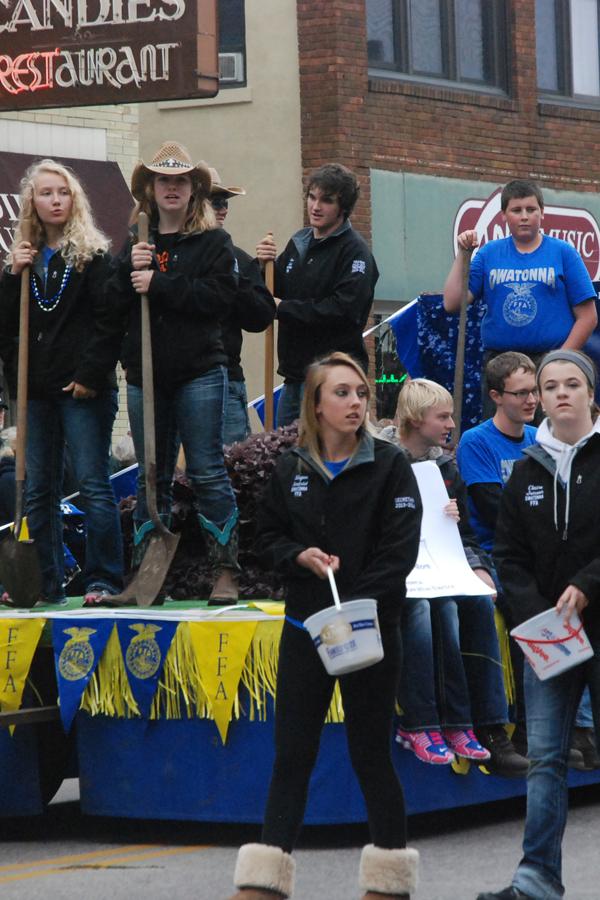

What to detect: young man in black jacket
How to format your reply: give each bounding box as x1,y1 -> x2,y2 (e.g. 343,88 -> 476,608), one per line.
256,163 -> 378,426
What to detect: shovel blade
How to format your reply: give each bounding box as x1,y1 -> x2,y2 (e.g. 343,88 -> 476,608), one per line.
110,531 -> 180,608
0,538 -> 42,608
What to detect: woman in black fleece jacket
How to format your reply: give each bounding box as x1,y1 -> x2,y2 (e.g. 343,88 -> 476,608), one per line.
479,349 -> 600,900
226,352 -> 422,900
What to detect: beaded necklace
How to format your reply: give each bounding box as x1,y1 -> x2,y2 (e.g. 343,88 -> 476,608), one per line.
31,259 -> 72,312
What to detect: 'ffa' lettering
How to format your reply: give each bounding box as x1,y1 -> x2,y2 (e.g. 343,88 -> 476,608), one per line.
1,674 -> 16,693
216,657 -> 228,676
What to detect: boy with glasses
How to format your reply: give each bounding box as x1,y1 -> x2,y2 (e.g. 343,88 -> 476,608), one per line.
457,352 -> 597,768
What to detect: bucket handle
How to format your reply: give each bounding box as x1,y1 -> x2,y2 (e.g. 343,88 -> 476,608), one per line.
512,622 -> 585,646
327,566 -> 343,612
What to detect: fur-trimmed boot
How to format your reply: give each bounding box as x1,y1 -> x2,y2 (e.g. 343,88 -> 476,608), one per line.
359,844 -> 419,899
226,843 -> 295,899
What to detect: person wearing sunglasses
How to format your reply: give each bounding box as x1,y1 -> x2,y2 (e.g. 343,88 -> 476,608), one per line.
209,169 -> 275,444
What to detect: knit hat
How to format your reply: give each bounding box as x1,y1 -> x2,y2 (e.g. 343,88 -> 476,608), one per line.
537,349 -> 597,389
131,142 -> 212,201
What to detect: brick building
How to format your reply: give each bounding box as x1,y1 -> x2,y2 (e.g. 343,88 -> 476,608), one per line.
297,0 -> 600,307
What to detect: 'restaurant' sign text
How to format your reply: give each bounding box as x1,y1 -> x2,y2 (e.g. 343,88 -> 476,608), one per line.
0,1 -> 218,109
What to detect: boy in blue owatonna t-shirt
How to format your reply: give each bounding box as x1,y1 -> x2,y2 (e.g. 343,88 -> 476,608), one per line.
443,179 -> 598,417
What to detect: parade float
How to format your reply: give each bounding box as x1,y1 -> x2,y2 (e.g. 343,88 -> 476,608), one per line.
3,295 -> 600,822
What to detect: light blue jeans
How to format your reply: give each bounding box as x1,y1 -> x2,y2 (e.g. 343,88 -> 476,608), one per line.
512,643 -> 600,900
26,390 -> 123,601
127,367 -> 237,539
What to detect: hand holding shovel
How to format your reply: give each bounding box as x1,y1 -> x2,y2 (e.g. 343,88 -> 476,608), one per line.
0,231 -> 42,607
108,212 -> 180,607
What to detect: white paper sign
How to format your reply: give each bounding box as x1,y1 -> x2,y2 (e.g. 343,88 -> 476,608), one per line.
406,461 -> 495,599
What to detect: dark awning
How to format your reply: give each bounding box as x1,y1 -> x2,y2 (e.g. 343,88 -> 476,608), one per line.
0,151 -> 134,262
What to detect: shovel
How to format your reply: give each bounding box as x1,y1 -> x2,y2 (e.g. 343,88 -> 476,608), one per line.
0,244 -> 42,607
109,212 -> 179,607
263,232 -> 275,431
452,246 -> 473,445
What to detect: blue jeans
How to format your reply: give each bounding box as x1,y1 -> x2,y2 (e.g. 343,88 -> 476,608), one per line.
223,379 -> 251,445
398,595 -> 508,730
277,382 -> 304,428
512,644 -> 600,900
127,367 -> 237,537
575,685 -> 594,728
26,390 -> 123,601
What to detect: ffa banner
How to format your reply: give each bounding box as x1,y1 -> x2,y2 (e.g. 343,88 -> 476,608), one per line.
188,620 -> 258,744
116,619 -> 178,719
52,618 -> 114,732
0,618 -> 45,723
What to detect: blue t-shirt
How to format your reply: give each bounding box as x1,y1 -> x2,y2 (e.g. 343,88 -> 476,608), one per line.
469,234 -> 595,352
324,458 -> 349,478
41,245 -> 57,286
456,418 -> 537,551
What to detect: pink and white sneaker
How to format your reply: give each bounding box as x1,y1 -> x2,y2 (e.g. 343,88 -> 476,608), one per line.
443,728 -> 491,761
396,727 -> 455,765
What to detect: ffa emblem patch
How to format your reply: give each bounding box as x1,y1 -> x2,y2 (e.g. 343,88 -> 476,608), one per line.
125,623 -> 162,679
58,627 -> 96,682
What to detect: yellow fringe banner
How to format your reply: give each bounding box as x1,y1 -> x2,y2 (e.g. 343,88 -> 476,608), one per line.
79,617 -> 345,737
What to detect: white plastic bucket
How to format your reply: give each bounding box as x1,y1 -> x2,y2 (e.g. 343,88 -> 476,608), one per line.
510,608 -> 593,681
304,598 -> 383,676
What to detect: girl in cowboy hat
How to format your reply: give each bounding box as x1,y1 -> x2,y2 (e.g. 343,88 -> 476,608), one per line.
109,141 -> 241,602
0,158 -> 124,605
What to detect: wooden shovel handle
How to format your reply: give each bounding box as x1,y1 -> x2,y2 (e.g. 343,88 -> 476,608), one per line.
264,232 -> 275,431
452,247 -> 473,445
137,212 -> 162,530
14,227 -> 32,537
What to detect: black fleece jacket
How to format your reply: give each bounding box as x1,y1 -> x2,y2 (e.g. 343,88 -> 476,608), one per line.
494,435 -> 600,639
110,225 -> 237,389
255,433 -> 422,625
224,245 -> 275,382
272,221 -> 378,382
0,251 -> 120,398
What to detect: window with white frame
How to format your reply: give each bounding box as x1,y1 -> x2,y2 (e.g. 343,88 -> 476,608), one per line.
537,0 -> 600,101
367,0 -> 508,92
219,0 -> 246,87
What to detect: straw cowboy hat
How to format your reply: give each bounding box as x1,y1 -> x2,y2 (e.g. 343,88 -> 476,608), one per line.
131,142 -> 212,201
208,167 -> 246,198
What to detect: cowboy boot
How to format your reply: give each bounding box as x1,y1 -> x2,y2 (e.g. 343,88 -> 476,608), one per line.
359,845 -> 419,900
201,515 -> 241,605
226,843 -> 295,900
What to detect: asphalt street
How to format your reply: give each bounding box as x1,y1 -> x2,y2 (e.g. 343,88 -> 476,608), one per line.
0,780 -> 599,899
